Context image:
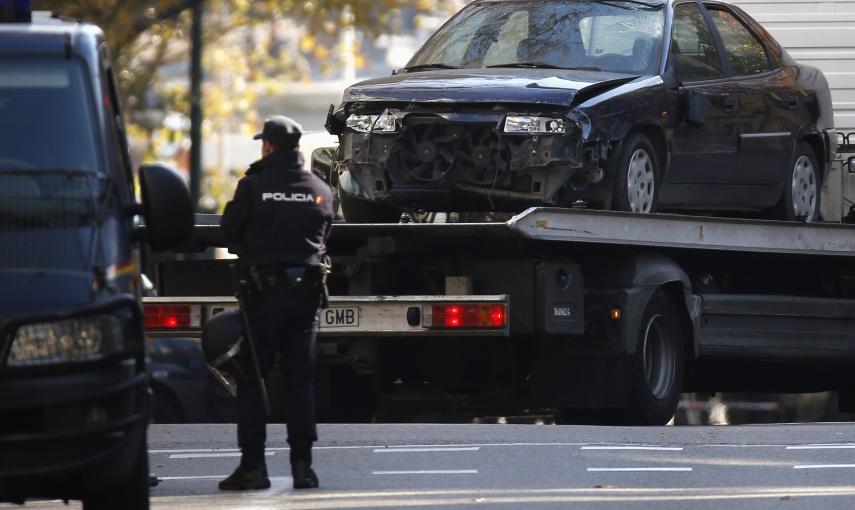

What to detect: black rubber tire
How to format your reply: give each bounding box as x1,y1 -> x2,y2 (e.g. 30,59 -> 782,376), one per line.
775,141 -> 822,222
625,291 -> 685,425
611,133 -> 661,214
339,190 -> 401,224
83,437 -> 149,510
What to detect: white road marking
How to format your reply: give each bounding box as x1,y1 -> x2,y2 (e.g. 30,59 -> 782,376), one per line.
581,446 -> 684,451
149,442 -> 855,456
794,464 -> 855,470
787,445 -> 855,450
372,470 -> 479,475
587,467 -> 693,472
373,447 -> 480,453
158,475 -> 228,480
168,452 -> 276,459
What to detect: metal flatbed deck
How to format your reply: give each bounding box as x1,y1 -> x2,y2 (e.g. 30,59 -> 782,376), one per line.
189,208 -> 855,257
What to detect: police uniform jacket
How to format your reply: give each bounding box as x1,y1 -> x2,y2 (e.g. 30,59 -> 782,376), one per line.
221,150 -> 334,267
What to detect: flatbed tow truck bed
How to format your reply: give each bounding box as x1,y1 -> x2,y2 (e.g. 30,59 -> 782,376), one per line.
146,207 -> 855,424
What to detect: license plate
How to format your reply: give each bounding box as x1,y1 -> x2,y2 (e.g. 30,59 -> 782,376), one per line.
320,306 -> 360,329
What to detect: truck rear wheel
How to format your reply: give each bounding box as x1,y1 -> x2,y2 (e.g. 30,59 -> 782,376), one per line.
625,291 -> 685,425
83,437 -> 149,510
339,190 -> 402,224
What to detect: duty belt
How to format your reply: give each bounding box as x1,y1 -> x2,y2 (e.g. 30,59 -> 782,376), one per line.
246,264 -> 309,292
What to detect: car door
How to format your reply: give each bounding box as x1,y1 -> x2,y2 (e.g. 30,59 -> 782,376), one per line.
705,4 -> 793,202
666,1 -> 740,201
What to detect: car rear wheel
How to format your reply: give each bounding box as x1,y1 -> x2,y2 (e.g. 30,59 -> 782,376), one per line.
777,142 -> 821,222
625,291 -> 685,425
339,190 -> 402,224
611,133 -> 660,214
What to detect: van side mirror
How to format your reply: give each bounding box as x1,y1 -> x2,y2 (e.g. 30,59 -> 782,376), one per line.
138,164 -> 193,252
311,147 -> 337,185
685,90 -> 706,127
848,156 -> 855,174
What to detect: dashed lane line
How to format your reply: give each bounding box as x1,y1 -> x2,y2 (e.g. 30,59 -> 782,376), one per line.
587,467 -> 694,472
581,446 -> 684,451
787,445 -> 855,450
794,464 -> 855,470
373,447 -> 480,453
168,452 -> 276,459
372,470 -> 479,475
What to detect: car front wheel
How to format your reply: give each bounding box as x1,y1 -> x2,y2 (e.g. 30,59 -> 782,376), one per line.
611,134 -> 660,214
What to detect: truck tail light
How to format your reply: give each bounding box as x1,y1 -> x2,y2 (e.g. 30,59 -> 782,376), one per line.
424,304 -> 507,329
144,305 -> 202,330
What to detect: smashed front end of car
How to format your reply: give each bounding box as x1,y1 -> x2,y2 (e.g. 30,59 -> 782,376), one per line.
327,103 -> 612,211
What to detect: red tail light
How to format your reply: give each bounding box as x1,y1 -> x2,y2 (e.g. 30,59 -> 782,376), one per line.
426,304 -> 507,329
144,305 -> 202,330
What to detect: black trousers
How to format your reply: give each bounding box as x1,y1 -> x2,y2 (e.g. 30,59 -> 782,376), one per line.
236,283 -> 318,465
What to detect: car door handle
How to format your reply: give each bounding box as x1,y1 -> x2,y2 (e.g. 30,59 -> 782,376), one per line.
722,97 -> 739,113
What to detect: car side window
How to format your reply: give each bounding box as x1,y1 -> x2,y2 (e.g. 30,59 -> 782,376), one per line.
706,8 -> 771,76
671,3 -> 724,82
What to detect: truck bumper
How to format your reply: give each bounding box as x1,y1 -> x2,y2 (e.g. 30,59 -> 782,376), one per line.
0,359 -> 148,502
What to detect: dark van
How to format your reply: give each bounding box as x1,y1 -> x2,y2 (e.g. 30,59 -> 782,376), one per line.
0,3 -> 192,508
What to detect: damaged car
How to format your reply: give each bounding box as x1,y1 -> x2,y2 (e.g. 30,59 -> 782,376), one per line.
326,0 -> 836,223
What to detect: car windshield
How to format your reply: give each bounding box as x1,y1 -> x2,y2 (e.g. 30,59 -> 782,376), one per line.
407,0 -> 665,75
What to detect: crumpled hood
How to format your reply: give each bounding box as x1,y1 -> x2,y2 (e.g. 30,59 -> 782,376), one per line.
344,68 -> 640,108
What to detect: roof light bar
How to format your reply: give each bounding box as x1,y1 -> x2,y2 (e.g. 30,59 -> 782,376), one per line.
0,0 -> 31,22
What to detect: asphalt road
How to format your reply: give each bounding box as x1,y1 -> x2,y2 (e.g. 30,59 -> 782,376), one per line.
8,422 -> 855,509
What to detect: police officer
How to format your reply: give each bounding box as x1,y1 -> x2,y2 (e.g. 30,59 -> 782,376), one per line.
218,116 -> 333,491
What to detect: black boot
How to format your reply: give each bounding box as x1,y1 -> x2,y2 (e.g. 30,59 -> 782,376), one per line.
218,463 -> 271,491
291,460 -> 319,489
290,439 -> 318,489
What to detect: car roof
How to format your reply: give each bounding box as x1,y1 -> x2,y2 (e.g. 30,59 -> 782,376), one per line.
473,0 -> 671,5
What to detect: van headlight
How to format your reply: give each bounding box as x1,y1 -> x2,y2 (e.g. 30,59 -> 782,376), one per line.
504,116 -> 567,134
7,314 -> 127,367
346,110 -> 402,133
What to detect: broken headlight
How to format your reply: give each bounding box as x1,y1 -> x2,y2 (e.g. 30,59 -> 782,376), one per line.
504,116 -> 567,135
7,314 -> 128,367
346,110 -> 402,134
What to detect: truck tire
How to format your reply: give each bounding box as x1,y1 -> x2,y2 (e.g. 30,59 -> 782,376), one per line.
775,141 -> 821,222
611,133 -> 660,214
625,291 -> 685,425
339,190 -> 401,224
83,437 -> 149,510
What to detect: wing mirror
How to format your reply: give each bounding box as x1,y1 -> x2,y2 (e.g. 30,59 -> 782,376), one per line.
137,163 -> 194,252
848,156 -> 855,174
685,90 -> 706,127
311,147 -> 338,186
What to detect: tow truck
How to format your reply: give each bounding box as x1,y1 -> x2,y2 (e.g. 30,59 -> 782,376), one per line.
142,135 -> 855,425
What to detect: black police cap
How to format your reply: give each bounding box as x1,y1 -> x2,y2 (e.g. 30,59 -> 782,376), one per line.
253,115 -> 303,147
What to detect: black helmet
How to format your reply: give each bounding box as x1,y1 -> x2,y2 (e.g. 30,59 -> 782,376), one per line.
201,310 -> 245,397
